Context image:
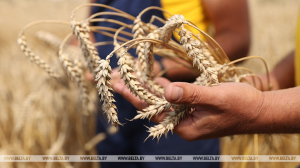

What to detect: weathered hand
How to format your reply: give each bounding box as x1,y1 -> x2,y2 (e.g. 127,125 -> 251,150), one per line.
162,82 -> 266,140
114,80 -> 267,141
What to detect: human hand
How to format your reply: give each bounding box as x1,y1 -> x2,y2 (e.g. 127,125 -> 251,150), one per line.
114,80 -> 267,141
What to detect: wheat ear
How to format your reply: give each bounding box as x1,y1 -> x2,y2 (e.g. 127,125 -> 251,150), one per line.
144,31 -> 160,79
115,26 -> 164,97
95,59 -> 120,126
142,30 -> 165,97
71,21 -> 100,76
159,14 -> 219,84
117,52 -> 172,121
117,52 -> 163,105
160,14 -> 187,43
132,18 -> 148,83
58,52 -> 91,115
178,26 -> 219,85
17,35 -> 59,78
131,101 -> 171,121
145,105 -> 192,141
59,33 -> 93,114
133,19 -> 165,96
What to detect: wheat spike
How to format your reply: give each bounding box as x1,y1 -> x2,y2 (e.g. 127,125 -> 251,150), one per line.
71,21 -> 100,76
132,18 -> 148,83
178,27 -> 219,85
117,51 -> 164,105
145,105 -> 192,141
95,59 -> 120,126
131,101 -> 171,121
58,51 -> 92,115
144,31 -> 160,79
17,35 -> 60,78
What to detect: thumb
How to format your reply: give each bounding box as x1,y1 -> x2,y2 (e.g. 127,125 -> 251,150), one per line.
164,82 -> 217,105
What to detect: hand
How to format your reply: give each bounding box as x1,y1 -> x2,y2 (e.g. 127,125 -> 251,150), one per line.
114,80 -> 267,141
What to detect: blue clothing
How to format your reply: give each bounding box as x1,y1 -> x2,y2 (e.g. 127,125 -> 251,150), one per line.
93,1 -> 220,168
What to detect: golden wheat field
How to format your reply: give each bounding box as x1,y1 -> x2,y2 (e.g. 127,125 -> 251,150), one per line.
0,0 -> 300,168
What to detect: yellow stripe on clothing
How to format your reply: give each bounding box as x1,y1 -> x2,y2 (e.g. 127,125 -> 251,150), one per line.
295,10 -> 300,86
161,0 -> 209,41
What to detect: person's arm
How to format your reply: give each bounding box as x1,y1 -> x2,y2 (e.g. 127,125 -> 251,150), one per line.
202,0 -> 250,61
249,51 -> 295,91
114,79 -> 300,141
271,51 -> 295,89
160,0 -> 250,82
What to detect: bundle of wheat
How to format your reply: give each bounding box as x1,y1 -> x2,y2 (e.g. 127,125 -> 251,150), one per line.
18,4 -> 272,142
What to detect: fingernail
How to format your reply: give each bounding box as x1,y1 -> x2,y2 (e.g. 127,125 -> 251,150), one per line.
171,86 -> 183,101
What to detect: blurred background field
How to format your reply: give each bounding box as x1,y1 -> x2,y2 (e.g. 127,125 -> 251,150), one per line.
246,0 -> 300,72
0,0 -> 300,168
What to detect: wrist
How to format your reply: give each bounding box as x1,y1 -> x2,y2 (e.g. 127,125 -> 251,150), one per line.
251,91 -> 274,133
237,89 -> 270,134
260,89 -> 300,133
254,90 -> 290,134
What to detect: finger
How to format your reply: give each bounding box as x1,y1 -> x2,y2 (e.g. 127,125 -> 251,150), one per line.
173,114 -> 221,141
173,115 -> 200,141
150,108 -> 214,141
150,111 -> 170,123
113,81 -> 149,110
155,77 -> 171,88
164,82 -> 220,105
